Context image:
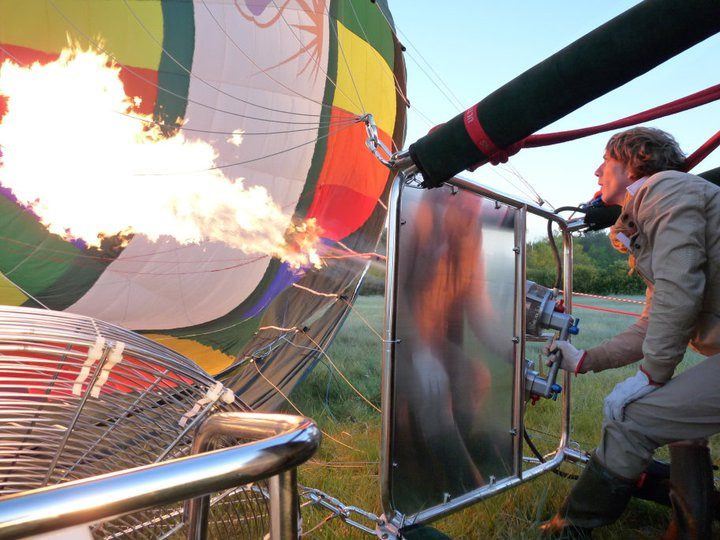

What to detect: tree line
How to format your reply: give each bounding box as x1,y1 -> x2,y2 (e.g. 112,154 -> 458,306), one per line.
527,231 -> 645,294
358,230 -> 645,296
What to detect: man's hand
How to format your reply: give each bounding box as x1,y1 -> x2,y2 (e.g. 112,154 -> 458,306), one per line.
544,340 -> 586,373
603,369 -> 662,421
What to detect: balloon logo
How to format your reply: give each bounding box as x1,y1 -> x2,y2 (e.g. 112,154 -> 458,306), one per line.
244,0 -> 275,16
235,0 -> 291,27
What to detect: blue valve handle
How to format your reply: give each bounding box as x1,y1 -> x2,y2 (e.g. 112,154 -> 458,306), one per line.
568,318 -> 580,335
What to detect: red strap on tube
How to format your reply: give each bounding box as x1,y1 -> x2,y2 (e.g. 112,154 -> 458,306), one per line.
463,107 -> 502,156
463,107 -> 524,165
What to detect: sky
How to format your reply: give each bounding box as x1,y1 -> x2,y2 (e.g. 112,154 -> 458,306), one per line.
389,1 -> 720,234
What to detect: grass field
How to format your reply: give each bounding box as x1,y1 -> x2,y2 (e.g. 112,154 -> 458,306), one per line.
287,294 -> 718,538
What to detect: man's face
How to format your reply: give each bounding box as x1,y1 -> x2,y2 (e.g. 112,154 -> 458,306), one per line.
595,153 -> 634,206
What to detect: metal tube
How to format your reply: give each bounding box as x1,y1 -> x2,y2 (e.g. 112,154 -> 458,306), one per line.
185,494 -> 208,540
380,173 -> 403,517
512,207 -> 527,479
270,469 -> 298,539
447,174 -> 567,224
186,412 -> 314,540
0,413 -> 320,540
406,451 -> 567,526
560,229 -> 574,453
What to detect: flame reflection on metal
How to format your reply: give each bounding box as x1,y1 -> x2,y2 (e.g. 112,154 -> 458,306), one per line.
386,180 -> 518,518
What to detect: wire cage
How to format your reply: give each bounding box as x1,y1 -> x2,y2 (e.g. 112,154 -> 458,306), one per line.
0,305 -> 270,538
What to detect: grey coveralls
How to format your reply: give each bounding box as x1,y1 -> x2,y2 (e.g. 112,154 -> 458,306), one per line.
579,170 -> 720,479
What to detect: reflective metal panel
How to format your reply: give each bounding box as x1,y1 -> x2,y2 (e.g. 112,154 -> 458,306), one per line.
386,181 -> 518,519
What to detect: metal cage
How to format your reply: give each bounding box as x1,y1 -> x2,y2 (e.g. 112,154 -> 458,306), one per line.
0,306 -> 272,538
381,173 -> 583,528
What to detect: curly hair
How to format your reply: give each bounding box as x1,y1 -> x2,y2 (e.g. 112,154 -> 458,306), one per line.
606,127 -> 686,178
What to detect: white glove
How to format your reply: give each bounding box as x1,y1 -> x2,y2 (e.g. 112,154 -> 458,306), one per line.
414,346 -> 449,398
603,369 -> 662,421
544,340 -> 586,373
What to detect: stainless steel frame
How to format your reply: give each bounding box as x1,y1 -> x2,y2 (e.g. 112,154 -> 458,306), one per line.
381,173 -> 576,528
513,206 -> 528,479
0,412 -> 320,539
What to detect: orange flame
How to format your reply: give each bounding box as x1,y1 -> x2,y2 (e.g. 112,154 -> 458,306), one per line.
0,47 -> 322,269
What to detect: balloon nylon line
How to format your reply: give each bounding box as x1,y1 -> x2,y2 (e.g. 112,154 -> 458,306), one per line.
265,321 -> 381,415
249,359 -> 362,452
148,296 -> 273,341
289,283 -> 382,340
301,330 -> 381,413
487,167 -> 534,200
371,2 -> 465,113
46,0 -> 340,126
134,115 -> 361,175
319,253 -> 378,261
0,273 -> 50,310
121,0 -> 329,119
0,41 -> 356,132
300,511 -> 338,535
0,235 -> 272,265
345,0 -> 410,110
501,162 -> 551,208
335,240 -> 387,261
563,290 -> 646,306
307,460 -> 378,468
199,0 -> 335,111
337,297 -> 383,342
291,283 -> 338,298
104,256 -> 268,276
0,44 -> 22,64
270,0 -> 363,112
366,4 -> 439,128
257,324 -> 300,333
118,110 -> 359,136
324,1 -> 365,114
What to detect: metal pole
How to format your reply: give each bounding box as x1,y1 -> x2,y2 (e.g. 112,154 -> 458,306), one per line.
0,413 -> 319,540
185,495 -> 209,540
185,413 -> 317,540
380,174 -> 403,516
560,229 -> 574,451
270,469 -> 298,539
512,206 -> 527,479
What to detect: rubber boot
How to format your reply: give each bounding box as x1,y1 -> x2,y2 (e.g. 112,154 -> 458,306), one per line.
633,459 -> 672,507
662,440 -> 714,540
540,455 -> 635,538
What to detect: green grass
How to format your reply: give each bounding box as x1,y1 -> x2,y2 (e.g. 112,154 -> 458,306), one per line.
287,295 -> 718,538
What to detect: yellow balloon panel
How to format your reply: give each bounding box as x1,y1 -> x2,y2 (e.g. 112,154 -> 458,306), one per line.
0,273 -> 27,306
0,0 -> 163,70
143,334 -> 236,375
333,22 -> 398,135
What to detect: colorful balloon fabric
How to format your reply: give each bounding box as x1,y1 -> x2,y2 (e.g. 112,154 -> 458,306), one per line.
0,0 -> 406,408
